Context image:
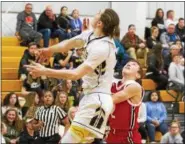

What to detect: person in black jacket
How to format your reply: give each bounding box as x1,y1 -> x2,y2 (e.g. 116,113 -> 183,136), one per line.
146,26 -> 160,50
37,6 -> 59,47
57,6 -> 74,41
151,8 -> 166,40
175,18 -> 185,42
18,42 -> 38,80
145,43 -> 168,90
19,117 -> 38,144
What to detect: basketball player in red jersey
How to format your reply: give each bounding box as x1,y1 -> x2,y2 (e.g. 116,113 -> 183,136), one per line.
106,59 -> 144,144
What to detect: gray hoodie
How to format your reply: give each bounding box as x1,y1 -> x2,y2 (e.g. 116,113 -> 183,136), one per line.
160,132 -> 183,144
16,11 -> 37,32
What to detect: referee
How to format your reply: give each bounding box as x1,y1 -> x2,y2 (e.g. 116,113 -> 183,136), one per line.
32,91 -> 70,144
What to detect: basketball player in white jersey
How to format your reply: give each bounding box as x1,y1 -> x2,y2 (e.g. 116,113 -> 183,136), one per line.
25,9 -> 120,143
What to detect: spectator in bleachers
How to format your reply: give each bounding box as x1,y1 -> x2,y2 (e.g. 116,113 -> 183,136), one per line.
15,3 -> 42,46
25,92 -> 40,118
145,43 -> 168,90
176,18 -> 185,42
151,8 -> 165,38
70,9 -> 82,36
18,42 -> 38,80
138,102 -> 148,144
55,91 -> 70,113
71,48 -> 84,69
146,26 -> 160,50
37,5 -> 61,47
145,91 -> 168,143
32,91 -> 70,144
68,106 -> 78,122
3,108 -> 22,144
168,55 -> 184,94
165,10 -> 177,29
57,6 -> 73,41
160,120 -> 183,143
1,122 -> 7,144
163,44 -> 181,74
160,23 -> 180,57
2,92 -> 23,120
53,51 -> 73,69
62,80 -> 78,107
121,24 -> 148,67
19,117 -> 38,144
82,17 -> 90,31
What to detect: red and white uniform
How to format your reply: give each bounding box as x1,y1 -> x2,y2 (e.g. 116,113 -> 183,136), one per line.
106,80 -> 144,144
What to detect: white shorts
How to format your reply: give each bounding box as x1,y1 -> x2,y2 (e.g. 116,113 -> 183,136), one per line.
72,92 -> 113,139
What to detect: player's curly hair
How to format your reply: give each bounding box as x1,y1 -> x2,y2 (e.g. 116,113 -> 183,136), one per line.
100,8 -> 120,38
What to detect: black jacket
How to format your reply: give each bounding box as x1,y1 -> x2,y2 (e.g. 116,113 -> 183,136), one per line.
175,24 -> 185,42
146,37 -> 159,49
19,129 -> 38,144
18,49 -> 35,78
147,54 -> 161,75
57,14 -> 71,30
37,11 -> 58,31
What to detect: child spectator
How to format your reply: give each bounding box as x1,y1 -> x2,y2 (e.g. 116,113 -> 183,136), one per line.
2,92 -> 23,120
151,8 -> 165,38
68,106 -> 78,122
32,91 -> 70,144
53,51 -> 73,69
71,48 -> 84,69
146,26 -> 160,50
70,9 -> 82,36
160,120 -> 183,143
138,102 -> 148,144
19,116 -> 38,144
18,42 -> 38,80
15,3 -> 42,46
121,24 -> 148,67
168,55 -> 184,94
62,80 -> 78,107
55,91 -> 70,113
145,43 -> 168,90
1,122 -> 7,144
165,10 -> 177,29
3,108 -> 22,144
145,91 -> 168,143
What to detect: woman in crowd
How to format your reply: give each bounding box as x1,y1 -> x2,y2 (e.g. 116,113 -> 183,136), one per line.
19,116 -> 38,144
32,91 -> 70,144
2,92 -> 23,119
57,6 -> 73,41
55,91 -> 70,113
145,91 -> 168,143
151,8 -> 165,39
25,92 -> 40,118
62,79 -> 78,107
70,9 -> 82,36
160,120 -> 183,143
145,43 -> 168,90
146,26 -> 160,50
3,108 -> 22,144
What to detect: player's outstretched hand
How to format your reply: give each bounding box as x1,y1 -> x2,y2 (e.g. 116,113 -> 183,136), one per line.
24,61 -> 46,78
36,48 -> 53,63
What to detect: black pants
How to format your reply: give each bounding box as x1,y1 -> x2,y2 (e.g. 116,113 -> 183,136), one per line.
138,124 -> 148,140
33,134 -> 61,144
146,74 -> 168,90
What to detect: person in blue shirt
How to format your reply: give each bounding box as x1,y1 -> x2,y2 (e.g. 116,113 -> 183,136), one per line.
70,9 -> 82,37
145,91 -> 168,142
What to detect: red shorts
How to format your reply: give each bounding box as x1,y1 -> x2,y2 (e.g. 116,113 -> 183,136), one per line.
106,129 -> 141,144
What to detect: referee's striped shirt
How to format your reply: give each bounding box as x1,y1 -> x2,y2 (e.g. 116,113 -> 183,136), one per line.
35,105 -> 67,137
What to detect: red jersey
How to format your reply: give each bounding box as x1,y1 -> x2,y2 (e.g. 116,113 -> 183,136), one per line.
107,80 -> 144,143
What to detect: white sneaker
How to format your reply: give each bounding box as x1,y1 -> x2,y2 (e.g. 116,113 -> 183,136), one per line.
141,139 -> 146,143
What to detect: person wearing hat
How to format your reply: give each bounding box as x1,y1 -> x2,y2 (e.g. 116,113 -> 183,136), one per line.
19,117 -> 38,144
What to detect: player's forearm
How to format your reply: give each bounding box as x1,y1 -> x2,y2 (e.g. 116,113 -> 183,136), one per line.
43,68 -> 79,80
48,39 -> 84,53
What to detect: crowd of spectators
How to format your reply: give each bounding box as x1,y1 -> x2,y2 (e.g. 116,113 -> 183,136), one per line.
1,3 -> 185,143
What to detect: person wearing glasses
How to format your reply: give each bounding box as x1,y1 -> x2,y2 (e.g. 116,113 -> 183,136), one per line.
15,3 -> 42,46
